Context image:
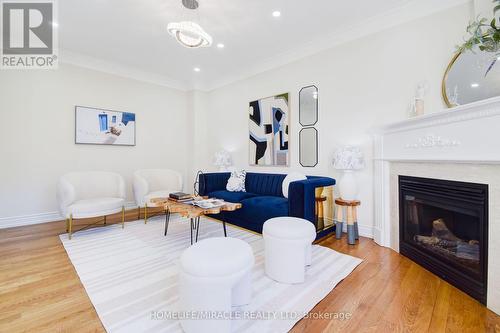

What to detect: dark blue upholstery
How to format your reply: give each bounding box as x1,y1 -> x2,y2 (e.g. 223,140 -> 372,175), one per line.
237,196 -> 289,233
245,173 -> 286,197
207,190 -> 257,203
199,172 -> 335,236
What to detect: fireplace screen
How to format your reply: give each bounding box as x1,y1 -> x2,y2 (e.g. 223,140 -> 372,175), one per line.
399,176 -> 488,304
403,195 -> 480,275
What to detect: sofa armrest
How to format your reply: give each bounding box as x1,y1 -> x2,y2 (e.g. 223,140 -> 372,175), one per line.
199,172 -> 231,195
288,176 -> 335,222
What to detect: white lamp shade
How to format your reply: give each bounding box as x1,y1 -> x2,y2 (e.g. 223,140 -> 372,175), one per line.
213,150 -> 232,171
333,146 -> 365,170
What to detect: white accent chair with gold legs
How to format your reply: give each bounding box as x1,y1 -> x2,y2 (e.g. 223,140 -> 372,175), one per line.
57,171 -> 126,239
133,169 -> 183,223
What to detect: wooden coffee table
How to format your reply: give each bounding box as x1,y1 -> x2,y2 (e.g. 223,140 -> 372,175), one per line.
149,197 -> 242,245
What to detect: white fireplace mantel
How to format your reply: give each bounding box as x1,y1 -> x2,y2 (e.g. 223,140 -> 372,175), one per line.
372,96 -> 500,247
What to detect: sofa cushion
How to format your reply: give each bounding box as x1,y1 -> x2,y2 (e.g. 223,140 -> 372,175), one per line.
239,196 -> 289,226
208,190 -> 257,203
226,170 -> 246,192
282,172 -> 307,198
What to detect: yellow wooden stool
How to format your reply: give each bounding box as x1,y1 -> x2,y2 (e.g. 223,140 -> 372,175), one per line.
334,199 -> 360,245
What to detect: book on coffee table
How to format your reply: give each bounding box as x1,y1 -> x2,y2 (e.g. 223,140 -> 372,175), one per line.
192,199 -> 226,209
169,192 -> 193,200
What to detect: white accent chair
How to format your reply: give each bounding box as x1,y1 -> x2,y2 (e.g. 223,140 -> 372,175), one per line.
57,171 -> 126,239
263,217 -> 316,284
179,237 -> 255,333
133,169 -> 183,223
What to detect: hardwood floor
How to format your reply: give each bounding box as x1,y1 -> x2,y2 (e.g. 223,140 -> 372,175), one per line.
0,209 -> 499,333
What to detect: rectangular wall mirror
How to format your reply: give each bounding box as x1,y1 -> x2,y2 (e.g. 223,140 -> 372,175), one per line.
299,127 -> 318,167
299,85 -> 318,126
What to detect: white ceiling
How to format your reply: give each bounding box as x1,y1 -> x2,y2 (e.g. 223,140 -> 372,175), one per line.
59,0 -> 468,91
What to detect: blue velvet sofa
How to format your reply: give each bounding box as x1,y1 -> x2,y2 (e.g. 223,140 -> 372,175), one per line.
199,172 -> 335,237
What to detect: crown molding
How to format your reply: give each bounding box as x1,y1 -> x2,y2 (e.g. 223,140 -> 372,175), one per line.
60,50 -> 189,91
203,0 -> 470,91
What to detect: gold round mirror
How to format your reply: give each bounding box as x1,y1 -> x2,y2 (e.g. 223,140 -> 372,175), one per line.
442,49 -> 500,107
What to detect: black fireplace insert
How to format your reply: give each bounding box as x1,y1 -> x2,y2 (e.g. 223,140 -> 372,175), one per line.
399,176 -> 488,304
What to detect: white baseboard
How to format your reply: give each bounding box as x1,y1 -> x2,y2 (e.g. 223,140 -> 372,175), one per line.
341,223 -> 374,238
0,201 -> 138,229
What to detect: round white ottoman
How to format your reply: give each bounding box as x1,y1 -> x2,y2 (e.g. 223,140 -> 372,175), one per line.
178,237 -> 255,333
263,217 -> 316,284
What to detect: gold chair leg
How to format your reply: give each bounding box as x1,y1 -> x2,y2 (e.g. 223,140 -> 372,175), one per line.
144,204 -> 148,224
122,206 -> 125,228
69,214 -> 73,240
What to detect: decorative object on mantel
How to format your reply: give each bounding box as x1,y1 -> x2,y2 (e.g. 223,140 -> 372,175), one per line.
443,1 -> 500,107
457,0 -> 500,56
213,150 -> 232,171
167,0 -> 213,48
333,146 -> 364,201
409,81 -> 428,117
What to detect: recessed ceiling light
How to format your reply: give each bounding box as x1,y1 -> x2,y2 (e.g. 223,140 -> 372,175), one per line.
272,11 -> 281,17
52,21 -> 59,27
471,83 -> 479,88
193,67 -> 201,72
217,43 -> 225,49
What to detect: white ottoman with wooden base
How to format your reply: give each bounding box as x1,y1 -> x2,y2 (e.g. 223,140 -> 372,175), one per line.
178,237 -> 255,333
263,217 -> 316,284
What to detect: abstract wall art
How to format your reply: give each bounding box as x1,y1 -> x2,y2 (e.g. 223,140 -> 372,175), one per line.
75,106 -> 136,146
249,93 -> 289,166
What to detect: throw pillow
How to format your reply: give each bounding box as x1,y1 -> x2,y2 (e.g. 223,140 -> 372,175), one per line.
282,172 -> 307,198
226,170 -> 246,192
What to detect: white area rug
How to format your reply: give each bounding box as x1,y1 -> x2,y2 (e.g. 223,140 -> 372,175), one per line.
60,215 -> 362,333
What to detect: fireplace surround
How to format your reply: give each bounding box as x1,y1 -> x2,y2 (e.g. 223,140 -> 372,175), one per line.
373,97 -> 500,314
399,176 -> 488,304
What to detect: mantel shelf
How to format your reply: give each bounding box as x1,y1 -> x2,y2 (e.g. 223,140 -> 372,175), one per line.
374,96 -> 500,135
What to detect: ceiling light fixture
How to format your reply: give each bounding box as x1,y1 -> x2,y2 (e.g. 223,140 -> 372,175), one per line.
272,11 -> 281,17
217,43 -> 225,48
167,0 -> 212,48
193,67 -> 201,72
471,83 -> 479,88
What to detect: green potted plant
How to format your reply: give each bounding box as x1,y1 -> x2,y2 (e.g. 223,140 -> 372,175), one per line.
459,1 -> 500,75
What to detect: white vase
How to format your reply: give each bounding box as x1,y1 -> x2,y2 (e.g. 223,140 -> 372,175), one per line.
338,170 -> 358,200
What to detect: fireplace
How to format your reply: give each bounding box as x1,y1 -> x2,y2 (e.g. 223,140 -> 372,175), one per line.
399,176 -> 488,304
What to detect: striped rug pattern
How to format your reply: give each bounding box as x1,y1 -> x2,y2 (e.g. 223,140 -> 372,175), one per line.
60,215 -> 362,333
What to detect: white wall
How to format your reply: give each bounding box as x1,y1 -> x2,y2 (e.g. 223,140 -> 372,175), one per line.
194,4 -> 472,237
0,64 -> 189,227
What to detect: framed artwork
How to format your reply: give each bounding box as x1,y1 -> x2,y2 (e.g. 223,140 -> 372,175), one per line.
75,106 -> 136,146
248,93 -> 289,166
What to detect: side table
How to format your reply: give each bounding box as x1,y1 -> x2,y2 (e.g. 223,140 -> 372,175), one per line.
334,199 -> 360,245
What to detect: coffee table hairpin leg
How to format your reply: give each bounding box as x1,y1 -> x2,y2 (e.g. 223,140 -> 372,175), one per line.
190,218 -> 194,245
164,208 -> 170,236
195,217 -> 200,242
221,212 -> 227,237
